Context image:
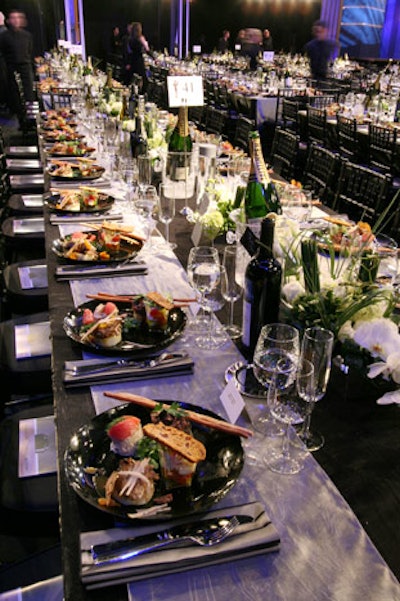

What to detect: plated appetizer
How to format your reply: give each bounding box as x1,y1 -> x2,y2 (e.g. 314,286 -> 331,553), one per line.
63,295 -> 187,353
47,141 -> 95,157
52,221 -> 144,262
43,129 -> 85,143
318,218 -> 375,254
64,399 -> 246,519
48,159 -> 105,180
45,187 -> 114,213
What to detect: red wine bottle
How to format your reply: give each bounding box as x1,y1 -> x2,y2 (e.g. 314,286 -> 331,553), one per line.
241,217 -> 282,357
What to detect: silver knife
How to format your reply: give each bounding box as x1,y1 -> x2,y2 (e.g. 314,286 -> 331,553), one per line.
91,514 -> 254,565
67,352 -> 187,375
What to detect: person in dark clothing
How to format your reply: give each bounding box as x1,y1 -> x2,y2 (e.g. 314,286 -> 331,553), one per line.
262,29 -> 273,51
304,20 -> 338,82
0,9 -> 35,117
122,21 -> 149,91
217,30 -> 230,53
108,25 -> 123,64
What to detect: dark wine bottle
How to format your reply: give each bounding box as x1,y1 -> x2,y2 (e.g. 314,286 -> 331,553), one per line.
167,106 -> 193,181
244,131 -> 281,225
130,111 -> 148,159
241,217 -> 282,356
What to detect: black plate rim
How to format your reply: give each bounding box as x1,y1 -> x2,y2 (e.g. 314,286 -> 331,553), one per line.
47,164 -> 105,182
64,400 -> 244,520
44,192 -> 114,214
52,232 -> 141,264
63,298 -> 187,354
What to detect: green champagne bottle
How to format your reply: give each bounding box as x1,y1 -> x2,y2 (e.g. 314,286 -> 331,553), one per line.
244,131 -> 281,224
167,106 -> 193,181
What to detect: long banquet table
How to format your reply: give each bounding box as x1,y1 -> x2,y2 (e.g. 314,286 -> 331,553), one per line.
40,164 -> 400,600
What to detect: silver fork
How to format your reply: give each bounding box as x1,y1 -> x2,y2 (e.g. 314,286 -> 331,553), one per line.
92,516 -> 240,565
69,351 -> 184,375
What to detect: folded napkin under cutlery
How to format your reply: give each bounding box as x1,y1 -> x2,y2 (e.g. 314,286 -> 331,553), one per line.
50,212 -> 123,225
55,260 -> 148,281
63,352 -> 194,387
80,501 -> 280,589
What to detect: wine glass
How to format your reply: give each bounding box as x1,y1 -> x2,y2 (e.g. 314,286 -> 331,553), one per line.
134,185 -> 158,248
137,154 -> 153,191
299,326 -> 334,451
252,323 -> 300,437
266,357 -> 314,475
200,264 -> 227,349
158,183 -> 177,250
221,245 -> 242,339
187,246 -> 220,335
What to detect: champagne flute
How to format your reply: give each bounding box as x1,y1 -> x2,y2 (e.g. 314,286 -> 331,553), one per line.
222,245 -> 242,339
200,264 -> 227,349
252,323 -> 300,437
266,357 -> 314,475
158,183 -> 176,250
299,326 -> 334,451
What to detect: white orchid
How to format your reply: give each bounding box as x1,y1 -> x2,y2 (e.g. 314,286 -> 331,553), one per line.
353,318 -> 400,360
368,352 -> 400,383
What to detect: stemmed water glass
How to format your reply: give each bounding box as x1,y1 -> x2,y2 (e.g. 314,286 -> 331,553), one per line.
187,246 -> 220,337
299,326 -> 334,451
266,357 -> 314,475
252,323 -> 300,438
201,264 -> 227,349
221,245 -> 242,339
158,183 -> 176,250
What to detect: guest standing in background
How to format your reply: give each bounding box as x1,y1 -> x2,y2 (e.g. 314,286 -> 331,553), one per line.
108,25 -> 123,65
262,29 -> 273,52
0,9 -> 35,122
217,30 -> 230,53
304,20 -> 338,82
122,22 -> 150,92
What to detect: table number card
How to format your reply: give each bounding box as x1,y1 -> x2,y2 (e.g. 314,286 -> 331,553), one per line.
220,378 -> 246,424
167,75 -> 204,108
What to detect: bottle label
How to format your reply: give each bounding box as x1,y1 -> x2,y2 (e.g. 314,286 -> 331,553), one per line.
242,297 -> 252,348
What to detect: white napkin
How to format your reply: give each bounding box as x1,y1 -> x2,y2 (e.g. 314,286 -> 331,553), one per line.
80,501 -> 280,589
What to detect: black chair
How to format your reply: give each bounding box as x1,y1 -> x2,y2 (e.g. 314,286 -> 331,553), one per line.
232,115 -> 255,152
6,193 -> 44,216
281,98 -> 301,133
188,105 -> 205,130
333,159 -> 391,224
367,123 -> 399,182
1,216 -> 45,264
1,258 -> 48,318
336,114 -> 360,160
0,311 -> 52,402
5,157 -> 43,176
306,105 -> 328,147
269,127 -> 300,182
204,106 -> 228,137
301,143 -> 340,208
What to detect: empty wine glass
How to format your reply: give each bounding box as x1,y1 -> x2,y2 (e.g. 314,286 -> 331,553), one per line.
187,246 -> 220,335
222,245 -> 242,339
299,326 -> 334,451
201,264 -> 227,349
158,183 -> 176,250
252,323 -> 300,437
266,357 -> 314,475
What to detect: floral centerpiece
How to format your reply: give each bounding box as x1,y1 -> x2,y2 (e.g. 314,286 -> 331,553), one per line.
275,195 -> 400,405
189,177 -> 237,243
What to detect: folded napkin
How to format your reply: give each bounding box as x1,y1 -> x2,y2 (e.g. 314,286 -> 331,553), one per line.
50,212 -> 123,225
80,501 -> 280,589
55,261 -> 147,281
63,353 -> 194,387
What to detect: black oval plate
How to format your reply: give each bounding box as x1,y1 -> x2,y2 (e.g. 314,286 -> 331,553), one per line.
52,233 -> 141,264
64,401 -> 244,520
47,163 -> 105,181
44,191 -> 114,214
63,299 -> 187,353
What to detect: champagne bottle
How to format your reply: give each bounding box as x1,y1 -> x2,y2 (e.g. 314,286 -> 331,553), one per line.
244,131 -> 281,225
130,108 -> 148,159
241,217 -> 282,356
103,67 -> 113,101
120,90 -> 130,121
167,106 -> 193,181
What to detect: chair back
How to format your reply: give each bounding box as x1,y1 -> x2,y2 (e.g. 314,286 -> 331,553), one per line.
368,123 -> 398,174
233,116 -> 254,151
336,114 -> 359,159
281,98 -> 301,132
306,105 -> 328,146
333,159 -> 390,223
302,143 -> 339,207
204,106 -> 228,136
269,127 -> 299,181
